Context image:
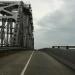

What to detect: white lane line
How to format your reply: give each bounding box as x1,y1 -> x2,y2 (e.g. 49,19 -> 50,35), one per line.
20,51 -> 34,75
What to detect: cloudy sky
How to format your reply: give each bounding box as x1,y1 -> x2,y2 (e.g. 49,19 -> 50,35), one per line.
31,0 -> 75,49
3,0 -> 75,49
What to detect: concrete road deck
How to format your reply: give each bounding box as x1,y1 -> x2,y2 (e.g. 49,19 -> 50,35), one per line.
0,50 -> 75,75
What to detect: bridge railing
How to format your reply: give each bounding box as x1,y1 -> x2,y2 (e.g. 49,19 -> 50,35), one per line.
52,46 -> 75,49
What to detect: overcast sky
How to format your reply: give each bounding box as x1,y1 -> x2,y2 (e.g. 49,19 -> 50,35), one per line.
30,0 -> 75,49
3,0 -> 75,49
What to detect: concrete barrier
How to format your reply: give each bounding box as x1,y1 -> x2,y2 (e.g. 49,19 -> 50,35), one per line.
0,47 -> 27,57
40,48 -> 75,70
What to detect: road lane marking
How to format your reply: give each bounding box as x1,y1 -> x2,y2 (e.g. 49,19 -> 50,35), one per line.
20,51 -> 34,75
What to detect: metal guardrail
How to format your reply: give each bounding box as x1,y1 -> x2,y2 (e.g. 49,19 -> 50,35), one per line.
52,46 -> 75,49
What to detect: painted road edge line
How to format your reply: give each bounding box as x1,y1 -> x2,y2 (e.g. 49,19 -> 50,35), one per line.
20,51 -> 34,75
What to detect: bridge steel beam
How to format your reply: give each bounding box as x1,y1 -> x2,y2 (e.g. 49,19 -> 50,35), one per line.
0,1 -> 34,49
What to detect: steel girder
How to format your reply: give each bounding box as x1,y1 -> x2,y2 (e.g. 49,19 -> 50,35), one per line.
0,1 -> 34,49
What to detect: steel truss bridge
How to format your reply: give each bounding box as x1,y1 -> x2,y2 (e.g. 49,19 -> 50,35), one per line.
0,1 -> 34,49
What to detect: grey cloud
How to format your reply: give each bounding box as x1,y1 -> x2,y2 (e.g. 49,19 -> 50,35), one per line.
34,0 -> 75,49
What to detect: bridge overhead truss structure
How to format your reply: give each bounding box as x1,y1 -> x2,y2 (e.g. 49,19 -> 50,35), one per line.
0,1 -> 34,49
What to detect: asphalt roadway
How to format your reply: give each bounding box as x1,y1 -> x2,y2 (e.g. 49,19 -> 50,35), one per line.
0,50 -> 75,75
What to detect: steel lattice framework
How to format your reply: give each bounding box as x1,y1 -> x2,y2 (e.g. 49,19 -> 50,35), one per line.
0,1 -> 34,49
